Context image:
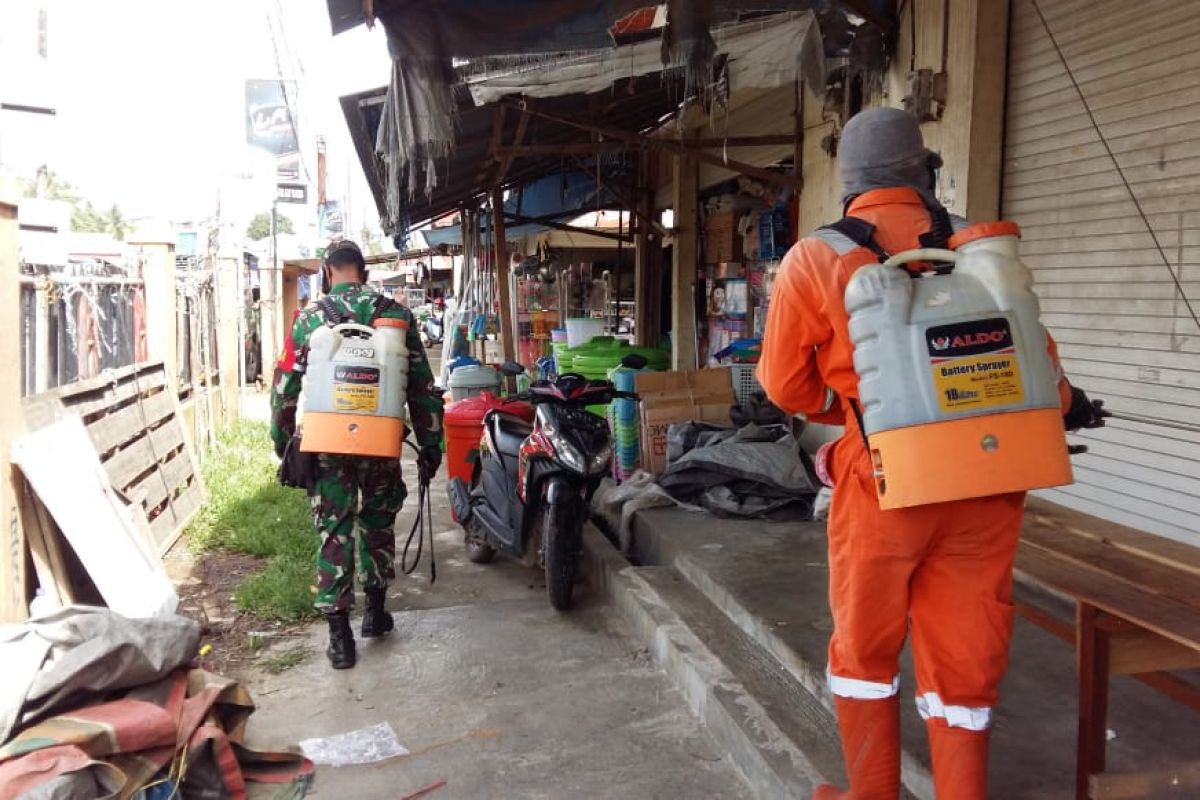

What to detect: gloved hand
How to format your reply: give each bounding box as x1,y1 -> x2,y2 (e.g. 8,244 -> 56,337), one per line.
417,444 -> 442,482
1063,386 -> 1111,431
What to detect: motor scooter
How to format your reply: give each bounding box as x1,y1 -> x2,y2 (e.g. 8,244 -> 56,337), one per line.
447,356 -> 645,609
421,310 -> 444,348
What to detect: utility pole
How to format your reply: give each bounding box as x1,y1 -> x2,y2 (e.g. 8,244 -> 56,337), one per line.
260,199 -> 279,378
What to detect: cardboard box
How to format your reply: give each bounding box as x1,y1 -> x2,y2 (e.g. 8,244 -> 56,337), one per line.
704,211 -> 742,264
636,368 -> 735,474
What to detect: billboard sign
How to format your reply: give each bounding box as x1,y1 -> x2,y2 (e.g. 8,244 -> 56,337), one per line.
276,183 -> 308,204
245,79 -> 298,157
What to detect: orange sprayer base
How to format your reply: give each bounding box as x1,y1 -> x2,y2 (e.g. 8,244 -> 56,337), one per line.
300,412 -> 404,459
869,407 -> 1073,510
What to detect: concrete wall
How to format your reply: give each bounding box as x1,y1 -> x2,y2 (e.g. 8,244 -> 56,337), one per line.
0,180 -> 28,622
799,0 -> 1009,230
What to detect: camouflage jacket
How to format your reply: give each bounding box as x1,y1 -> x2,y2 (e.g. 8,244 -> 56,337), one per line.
269,283 -> 444,454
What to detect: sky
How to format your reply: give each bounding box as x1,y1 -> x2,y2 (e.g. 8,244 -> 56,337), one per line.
0,0 -> 393,233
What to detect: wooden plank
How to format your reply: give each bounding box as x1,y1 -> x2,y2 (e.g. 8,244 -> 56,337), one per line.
19,480 -> 62,607
1014,545 -> 1200,649
1026,498 -> 1200,576
1132,671 -> 1200,714
125,450 -> 194,514
1014,599 -> 1075,642
104,420 -> 187,494
1108,626 -> 1200,675
1090,761 -> 1200,799
148,478 -> 205,554
56,367 -> 166,419
86,390 -> 174,455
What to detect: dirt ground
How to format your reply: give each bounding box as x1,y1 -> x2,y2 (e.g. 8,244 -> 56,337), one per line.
165,543 -> 311,678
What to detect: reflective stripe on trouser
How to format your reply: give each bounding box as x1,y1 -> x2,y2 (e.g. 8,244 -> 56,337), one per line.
824,434 -> 1023,732
916,692 -> 992,731
312,454 -> 407,612
829,671 -> 899,700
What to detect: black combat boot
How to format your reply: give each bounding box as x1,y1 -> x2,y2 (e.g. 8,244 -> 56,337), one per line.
361,587 -> 395,638
325,611 -> 356,669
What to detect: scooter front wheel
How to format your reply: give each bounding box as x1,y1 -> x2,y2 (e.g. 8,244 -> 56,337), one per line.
543,500 -> 581,611
465,537 -> 496,564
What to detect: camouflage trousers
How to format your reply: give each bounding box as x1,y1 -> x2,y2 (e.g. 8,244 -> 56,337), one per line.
312,455 -> 407,613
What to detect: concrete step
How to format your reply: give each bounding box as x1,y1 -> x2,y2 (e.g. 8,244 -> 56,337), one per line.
617,506 -> 1200,800
670,545 -> 937,799
583,526 -> 846,799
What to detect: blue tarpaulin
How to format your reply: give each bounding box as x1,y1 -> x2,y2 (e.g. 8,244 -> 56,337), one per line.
420,171 -> 618,246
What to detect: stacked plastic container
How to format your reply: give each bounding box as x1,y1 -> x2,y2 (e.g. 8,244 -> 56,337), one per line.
607,365 -> 647,482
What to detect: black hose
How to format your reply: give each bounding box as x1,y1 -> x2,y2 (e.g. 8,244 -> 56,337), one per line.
400,438 -> 436,585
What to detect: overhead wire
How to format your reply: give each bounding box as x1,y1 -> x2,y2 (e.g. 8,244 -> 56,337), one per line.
263,2 -> 312,185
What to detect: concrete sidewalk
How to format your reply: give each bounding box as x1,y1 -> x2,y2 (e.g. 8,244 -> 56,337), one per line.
240,470 -> 749,799
600,504 -> 1200,799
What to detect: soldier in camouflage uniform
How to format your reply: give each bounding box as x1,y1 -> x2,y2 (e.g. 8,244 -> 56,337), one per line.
270,240 -> 444,669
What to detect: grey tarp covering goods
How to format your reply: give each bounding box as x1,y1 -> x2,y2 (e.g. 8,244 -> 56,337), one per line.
466,11 -> 824,105
658,423 -> 817,519
593,472 -> 692,555
0,606 -> 200,745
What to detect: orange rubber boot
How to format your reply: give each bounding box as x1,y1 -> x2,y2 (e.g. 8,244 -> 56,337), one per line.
812,696 -> 901,800
927,722 -> 989,800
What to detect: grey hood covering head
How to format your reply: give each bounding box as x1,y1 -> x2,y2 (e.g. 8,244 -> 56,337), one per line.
839,106 -> 942,207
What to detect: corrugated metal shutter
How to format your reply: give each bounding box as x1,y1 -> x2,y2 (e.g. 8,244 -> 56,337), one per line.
1004,0 -> 1200,543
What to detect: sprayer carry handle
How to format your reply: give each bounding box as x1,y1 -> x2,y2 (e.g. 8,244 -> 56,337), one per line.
883,248 -> 959,274
331,323 -> 377,338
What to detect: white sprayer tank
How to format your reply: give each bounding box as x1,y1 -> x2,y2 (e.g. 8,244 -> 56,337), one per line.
301,317 -> 409,458
844,222 -> 1072,509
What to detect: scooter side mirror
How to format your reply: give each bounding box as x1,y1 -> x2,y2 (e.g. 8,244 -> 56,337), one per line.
619,353 -> 648,370
499,361 -> 526,377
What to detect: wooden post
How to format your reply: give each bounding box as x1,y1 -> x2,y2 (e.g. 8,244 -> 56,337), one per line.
130,231 -> 178,395
671,152 -> 699,370
1077,602 -> 1111,799
214,253 -> 242,422
0,179 -> 28,622
964,0 -> 1010,220
33,277 -> 49,393
491,189 -> 516,369
634,153 -> 653,347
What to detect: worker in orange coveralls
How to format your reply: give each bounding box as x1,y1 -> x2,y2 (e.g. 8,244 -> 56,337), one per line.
758,107 -> 1108,799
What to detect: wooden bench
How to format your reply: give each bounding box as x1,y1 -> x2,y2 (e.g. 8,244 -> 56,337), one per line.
1015,497 -> 1200,800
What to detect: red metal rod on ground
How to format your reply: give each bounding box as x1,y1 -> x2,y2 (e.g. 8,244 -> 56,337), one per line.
399,778 -> 447,800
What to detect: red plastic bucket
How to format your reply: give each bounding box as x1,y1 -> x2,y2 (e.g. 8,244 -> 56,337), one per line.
443,392 -> 534,520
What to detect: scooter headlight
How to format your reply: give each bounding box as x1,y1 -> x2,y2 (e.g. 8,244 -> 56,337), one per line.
588,441 -> 613,475
539,417 -> 587,475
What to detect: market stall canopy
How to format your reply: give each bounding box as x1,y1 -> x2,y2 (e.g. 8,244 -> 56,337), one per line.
336,3 -> 893,238
465,11 -> 823,106
341,78 -> 677,238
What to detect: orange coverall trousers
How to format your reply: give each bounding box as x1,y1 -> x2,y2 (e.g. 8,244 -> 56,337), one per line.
823,428 -> 1023,798
756,189 -> 1072,798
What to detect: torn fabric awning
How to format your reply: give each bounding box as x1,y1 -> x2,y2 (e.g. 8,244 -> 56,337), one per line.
466,11 -> 824,106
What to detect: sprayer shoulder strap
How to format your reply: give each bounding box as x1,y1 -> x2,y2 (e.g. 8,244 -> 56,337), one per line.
819,216 -> 891,263
370,293 -> 396,322
316,296 -> 351,326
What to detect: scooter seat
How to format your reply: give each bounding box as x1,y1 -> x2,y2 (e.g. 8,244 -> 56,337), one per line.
489,412 -> 533,458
